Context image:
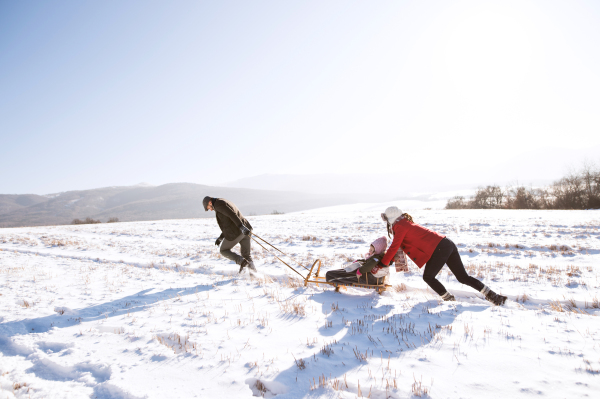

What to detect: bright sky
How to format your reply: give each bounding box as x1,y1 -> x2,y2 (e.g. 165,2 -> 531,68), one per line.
2,0 -> 600,194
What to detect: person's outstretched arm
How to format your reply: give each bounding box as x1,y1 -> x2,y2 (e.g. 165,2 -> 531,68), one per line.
357,256 -> 379,274
381,224 -> 408,266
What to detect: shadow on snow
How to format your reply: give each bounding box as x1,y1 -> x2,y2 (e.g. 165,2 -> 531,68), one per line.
0,282 -> 227,341
266,288 -> 486,397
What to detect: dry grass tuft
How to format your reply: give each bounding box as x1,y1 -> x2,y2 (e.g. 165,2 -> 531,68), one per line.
153,332 -> 199,355
516,293 -> 528,303
320,341 -> 335,357
353,347 -> 368,362
293,355 -> 306,370
254,380 -> 268,396
583,358 -> 600,374
549,300 -> 564,312
412,375 -> 430,397
310,374 -> 336,391
284,277 -> 303,289
13,382 -> 27,390
394,283 -> 407,293
279,299 -> 306,316
549,299 -> 590,315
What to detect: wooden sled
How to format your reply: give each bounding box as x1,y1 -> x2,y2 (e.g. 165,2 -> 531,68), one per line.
303,259 -> 392,295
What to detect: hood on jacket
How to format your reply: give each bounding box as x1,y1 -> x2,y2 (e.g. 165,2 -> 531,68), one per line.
371,236 -> 388,254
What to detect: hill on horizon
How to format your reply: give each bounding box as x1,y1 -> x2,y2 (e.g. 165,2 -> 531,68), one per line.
0,183 -> 393,228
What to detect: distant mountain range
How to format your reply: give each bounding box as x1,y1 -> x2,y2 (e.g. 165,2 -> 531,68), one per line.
0,183 -> 393,228
224,145 -> 600,195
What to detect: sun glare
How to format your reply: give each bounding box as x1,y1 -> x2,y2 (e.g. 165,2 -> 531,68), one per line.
443,3 -> 535,116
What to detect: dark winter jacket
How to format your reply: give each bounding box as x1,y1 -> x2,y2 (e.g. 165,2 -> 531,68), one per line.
211,198 -> 253,241
357,253 -> 387,275
381,218 -> 444,268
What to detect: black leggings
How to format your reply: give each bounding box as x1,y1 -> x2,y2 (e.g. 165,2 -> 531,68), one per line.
423,238 -> 484,296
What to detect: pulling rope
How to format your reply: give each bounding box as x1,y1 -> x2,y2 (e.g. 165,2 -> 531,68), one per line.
250,236 -> 305,279
251,233 -> 310,272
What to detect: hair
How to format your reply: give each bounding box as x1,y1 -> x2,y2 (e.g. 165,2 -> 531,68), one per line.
386,212 -> 414,237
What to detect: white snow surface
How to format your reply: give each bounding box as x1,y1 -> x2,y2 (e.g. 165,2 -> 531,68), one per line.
1,207 -> 599,398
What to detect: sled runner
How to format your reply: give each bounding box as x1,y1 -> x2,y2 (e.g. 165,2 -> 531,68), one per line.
303,259 -> 391,295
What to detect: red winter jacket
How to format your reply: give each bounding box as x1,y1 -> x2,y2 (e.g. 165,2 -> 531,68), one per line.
381,218 -> 445,268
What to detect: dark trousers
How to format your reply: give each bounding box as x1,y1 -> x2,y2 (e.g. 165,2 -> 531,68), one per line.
220,233 -> 252,265
423,238 -> 484,296
325,269 -> 382,286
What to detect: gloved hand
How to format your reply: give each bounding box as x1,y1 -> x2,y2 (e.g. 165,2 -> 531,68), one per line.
356,269 -> 362,277
377,260 -> 387,268
240,225 -> 252,236
215,237 -> 223,246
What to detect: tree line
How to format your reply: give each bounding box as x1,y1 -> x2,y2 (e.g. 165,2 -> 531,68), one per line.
72,217 -> 119,225
446,164 -> 600,210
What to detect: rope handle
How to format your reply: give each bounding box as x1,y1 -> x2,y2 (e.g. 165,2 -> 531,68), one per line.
250,236 -> 305,279
251,233 -> 310,272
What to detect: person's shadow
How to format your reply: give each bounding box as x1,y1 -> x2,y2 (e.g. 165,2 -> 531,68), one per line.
256,289 -> 485,398
0,282 -> 227,339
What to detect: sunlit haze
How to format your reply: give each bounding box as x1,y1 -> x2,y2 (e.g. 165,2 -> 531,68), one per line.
2,1 -> 599,194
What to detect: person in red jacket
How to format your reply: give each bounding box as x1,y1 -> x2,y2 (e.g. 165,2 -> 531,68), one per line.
379,206 -> 506,305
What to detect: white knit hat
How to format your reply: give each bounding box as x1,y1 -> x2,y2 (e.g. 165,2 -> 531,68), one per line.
382,206 -> 403,225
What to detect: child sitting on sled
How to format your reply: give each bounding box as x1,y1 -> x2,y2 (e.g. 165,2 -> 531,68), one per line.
325,236 -> 408,286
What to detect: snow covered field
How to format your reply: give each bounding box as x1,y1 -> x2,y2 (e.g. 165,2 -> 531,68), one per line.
1,206 -> 600,398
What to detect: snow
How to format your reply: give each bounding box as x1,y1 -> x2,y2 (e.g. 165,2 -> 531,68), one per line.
66,199 -> 82,207
1,207 -> 599,398
300,200 -> 448,214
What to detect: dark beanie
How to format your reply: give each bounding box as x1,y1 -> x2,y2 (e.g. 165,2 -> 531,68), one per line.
202,196 -> 212,211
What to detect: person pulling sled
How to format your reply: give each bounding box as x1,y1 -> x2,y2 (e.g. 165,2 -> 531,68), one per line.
378,206 -> 507,305
203,196 -> 256,274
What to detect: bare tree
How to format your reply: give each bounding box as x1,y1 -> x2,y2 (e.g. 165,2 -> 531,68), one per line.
445,196 -> 467,209
445,162 -> 600,210
507,186 -> 540,209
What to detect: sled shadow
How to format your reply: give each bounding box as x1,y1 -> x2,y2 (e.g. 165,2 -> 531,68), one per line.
307,288 -> 394,337
266,292 -> 486,397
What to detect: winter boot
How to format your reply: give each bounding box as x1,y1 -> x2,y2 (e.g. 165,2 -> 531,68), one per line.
239,259 -> 249,274
247,261 -> 257,275
481,285 -> 507,306
441,292 -> 456,301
